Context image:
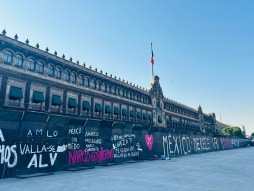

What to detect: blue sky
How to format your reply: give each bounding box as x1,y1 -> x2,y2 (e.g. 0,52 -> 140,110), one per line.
1,0 -> 253,135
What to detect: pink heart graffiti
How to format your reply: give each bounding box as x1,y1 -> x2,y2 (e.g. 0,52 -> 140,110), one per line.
145,135 -> 153,150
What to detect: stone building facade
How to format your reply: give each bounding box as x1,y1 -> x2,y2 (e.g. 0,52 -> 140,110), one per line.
0,31 -> 226,135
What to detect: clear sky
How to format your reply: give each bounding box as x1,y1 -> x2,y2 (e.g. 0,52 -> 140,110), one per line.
1,0 -> 253,135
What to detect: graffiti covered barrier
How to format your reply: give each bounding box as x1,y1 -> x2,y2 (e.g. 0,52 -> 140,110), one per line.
112,123 -> 141,163
16,113 -> 68,175
0,110 -> 250,179
161,132 -> 247,158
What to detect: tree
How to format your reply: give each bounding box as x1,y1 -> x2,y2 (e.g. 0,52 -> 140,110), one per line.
222,126 -> 244,137
251,132 -> 254,137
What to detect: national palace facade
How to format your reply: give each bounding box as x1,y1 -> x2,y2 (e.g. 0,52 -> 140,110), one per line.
0,30 -> 226,136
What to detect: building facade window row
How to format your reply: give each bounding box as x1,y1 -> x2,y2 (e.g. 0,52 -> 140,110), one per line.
164,103 -> 198,119
3,79 -> 153,125
204,115 -> 214,124
1,49 -> 150,105
168,116 -> 201,131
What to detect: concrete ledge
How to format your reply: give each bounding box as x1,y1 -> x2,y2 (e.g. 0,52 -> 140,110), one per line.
99,163 -> 122,166
124,160 -> 136,163
65,166 -> 95,171
16,172 -> 54,179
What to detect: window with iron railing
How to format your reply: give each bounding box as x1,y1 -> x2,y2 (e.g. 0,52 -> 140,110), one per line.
48,64 -> 54,76
36,61 -> 44,73
4,50 -> 12,64
55,67 -> 61,79
28,58 -> 35,71
14,54 -> 23,67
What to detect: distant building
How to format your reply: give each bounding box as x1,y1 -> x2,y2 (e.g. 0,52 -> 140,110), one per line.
216,121 -> 230,135
0,31 -> 226,135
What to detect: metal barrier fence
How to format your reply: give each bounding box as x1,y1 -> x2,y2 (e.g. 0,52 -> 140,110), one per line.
0,109 -> 249,179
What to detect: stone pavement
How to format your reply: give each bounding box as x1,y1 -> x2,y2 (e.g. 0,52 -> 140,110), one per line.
0,147 -> 253,191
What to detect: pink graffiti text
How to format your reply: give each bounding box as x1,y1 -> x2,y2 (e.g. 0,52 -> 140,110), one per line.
68,147 -> 114,165
221,139 -> 233,149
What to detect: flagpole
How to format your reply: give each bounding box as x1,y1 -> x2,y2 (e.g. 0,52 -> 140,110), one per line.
152,62 -> 154,76
151,42 -> 154,76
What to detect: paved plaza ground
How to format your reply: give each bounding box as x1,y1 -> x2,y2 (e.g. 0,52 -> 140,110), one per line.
0,147 -> 253,191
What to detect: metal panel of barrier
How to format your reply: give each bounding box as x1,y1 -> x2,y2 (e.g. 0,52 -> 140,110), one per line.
122,123 -> 140,162
66,117 -> 86,169
133,125 -> 150,160
0,110 -> 23,178
83,119 -> 104,167
111,122 -> 124,164
17,111 -> 49,176
110,123 -> 143,163
46,115 -> 69,172
149,127 -> 169,159
98,120 -> 114,165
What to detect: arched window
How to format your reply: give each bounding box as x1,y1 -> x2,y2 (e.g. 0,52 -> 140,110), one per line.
126,91 -> 130,98
48,64 -> 54,76
70,72 -> 76,83
96,81 -> 101,90
104,84 -> 108,92
137,95 -> 141,102
84,77 -> 89,87
134,94 -> 137,101
111,86 -> 115,94
36,61 -> 44,73
78,75 -> 84,85
64,70 -> 70,81
3,50 -> 12,63
130,92 -> 133,99
120,89 -> 123,97
14,54 -> 23,67
107,85 -> 110,93
115,88 -> 119,95
55,67 -> 61,79
101,83 -> 106,91
28,58 -> 35,70
90,79 -> 96,89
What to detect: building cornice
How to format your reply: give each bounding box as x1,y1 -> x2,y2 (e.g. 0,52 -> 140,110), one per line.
164,110 -> 200,121
0,62 -> 152,109
0,34 -> 150,95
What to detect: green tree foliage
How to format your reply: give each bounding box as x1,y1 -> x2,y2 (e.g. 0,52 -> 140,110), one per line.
251,132 -> 254,137
222,126 -> 244,137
